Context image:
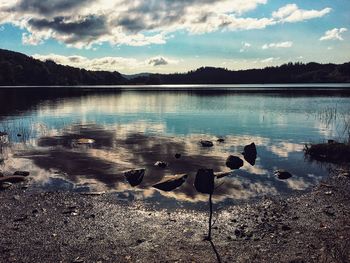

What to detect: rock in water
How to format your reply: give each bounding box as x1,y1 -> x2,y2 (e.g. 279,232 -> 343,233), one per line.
226,156 -> 244,170
124,169 -> 145,187
243,143 -> 257,166
153,174 -> 188,191
200,140 -> 214,147
217,138 -> 225,143
274,169 -> 292,180
194,169 -> 215,194
214,171 -> 231,179
13,171 -> 30,177
154,161 -> 168,168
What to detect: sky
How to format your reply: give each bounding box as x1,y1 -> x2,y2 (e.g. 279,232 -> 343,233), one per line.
0,0 -> 349,74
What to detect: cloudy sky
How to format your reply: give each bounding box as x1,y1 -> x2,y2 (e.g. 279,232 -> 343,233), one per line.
0,0 -> 349,74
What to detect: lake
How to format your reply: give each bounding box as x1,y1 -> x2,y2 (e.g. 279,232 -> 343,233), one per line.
0,86 -> 350,209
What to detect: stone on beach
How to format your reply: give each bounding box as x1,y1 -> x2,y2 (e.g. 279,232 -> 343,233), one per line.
274,169 -> 293,180
243,143 -> 257,166
124,169 -> 146,187
200,140 -> 214,147
0,176 -> 27,184
194,169 -> 215,194
226,156 -> 244,170
153,174 -> 188,191
13,171 -> 30,177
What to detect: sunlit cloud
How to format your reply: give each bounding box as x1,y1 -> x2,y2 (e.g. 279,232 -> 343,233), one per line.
262,41 -> 293,49
320,28 -> 347,41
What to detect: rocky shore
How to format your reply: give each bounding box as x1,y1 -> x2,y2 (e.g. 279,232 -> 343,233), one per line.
0,169 -> 349,263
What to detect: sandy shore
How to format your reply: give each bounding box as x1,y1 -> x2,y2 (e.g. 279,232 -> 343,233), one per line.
1,169 -> 349,263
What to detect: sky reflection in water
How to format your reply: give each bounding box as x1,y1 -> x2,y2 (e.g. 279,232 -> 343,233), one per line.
0,90 -> 349,208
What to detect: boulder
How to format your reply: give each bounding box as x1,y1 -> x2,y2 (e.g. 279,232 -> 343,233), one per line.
274,169 -> 292,180
124,169 -> 145,187
153,174 -> 188,191
154,161 -> 168,168
217,138 -> 225,143
243,143 -> 257,166
200,140 -> 214,147
0,131 -> 8,137
194,169 -> 215,194
226,156 -> 244,170
175,153 -> 181,159
13,171 -> 30,177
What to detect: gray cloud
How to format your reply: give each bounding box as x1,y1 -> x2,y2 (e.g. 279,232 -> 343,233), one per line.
0,0 -> 332,48
14,0 -> 89,15
148,57 -> 169,66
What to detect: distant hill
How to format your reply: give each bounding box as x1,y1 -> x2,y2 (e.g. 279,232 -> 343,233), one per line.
0,49 -> 126,86
0,48 -> 349,86
131,63 -> 350,85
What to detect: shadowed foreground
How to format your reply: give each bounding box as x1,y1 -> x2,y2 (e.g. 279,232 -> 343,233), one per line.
0,169 -> 349,263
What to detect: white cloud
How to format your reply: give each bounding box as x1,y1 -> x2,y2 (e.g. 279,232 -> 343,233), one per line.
262,41 -> 293,49
240,42 -> 252,52
0,1 -> 332,48
272,4 -> 331,23
320,28 -> 347,41
261,57 -> 280,63
32,53 -> 178,72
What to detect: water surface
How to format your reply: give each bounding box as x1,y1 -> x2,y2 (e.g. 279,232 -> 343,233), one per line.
0,86 -> 349,209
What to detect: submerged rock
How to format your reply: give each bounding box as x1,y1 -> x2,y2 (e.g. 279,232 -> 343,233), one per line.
13,171 -> 30,177
200,140 -> 214,147
154,161 -> 168,168
124,169 -> 145,187
153,174 -> 188,191
274,169 -> 292,180
194,169 -> 215,194
0,131 -> 8,137
217,138 -> 225,143
243,142 -> 257,166
226,156 -> 244,170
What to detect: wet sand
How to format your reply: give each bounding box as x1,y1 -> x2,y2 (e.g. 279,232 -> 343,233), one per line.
0,169 -> 349,263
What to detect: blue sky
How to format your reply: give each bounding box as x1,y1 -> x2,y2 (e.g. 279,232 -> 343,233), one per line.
0,0 -> 349,74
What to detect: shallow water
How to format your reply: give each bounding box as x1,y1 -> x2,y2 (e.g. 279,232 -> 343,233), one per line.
0,86 -> 349,208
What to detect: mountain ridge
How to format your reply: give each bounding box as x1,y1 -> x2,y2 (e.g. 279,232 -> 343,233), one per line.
1,48 -> 349,85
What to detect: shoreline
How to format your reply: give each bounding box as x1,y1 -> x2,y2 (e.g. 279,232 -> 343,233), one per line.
1,169 -> 349,263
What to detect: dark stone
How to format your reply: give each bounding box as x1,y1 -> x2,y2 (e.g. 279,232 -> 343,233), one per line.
13,171 -> 30,177
217,138 -> 225,143
274,170 -> 292,180
124,169 -> 145,187
153,174 -> 188,191
194,169 -> 215,194
281,225 -> 291,231
328,139 -> 335,144
17,134 -> 22,137
175,153 -> 181,159
0,131 -> 8,136
200,140 -> 214,147
243,142 -> 257,166
226,155 -> 244,170
0,172 -> 3,177
154,161 -> 168,168
0,176 -> 26,184
214,171 -> 231,179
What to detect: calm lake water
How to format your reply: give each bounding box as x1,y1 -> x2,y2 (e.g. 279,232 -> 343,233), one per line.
0,86 -> 350,209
